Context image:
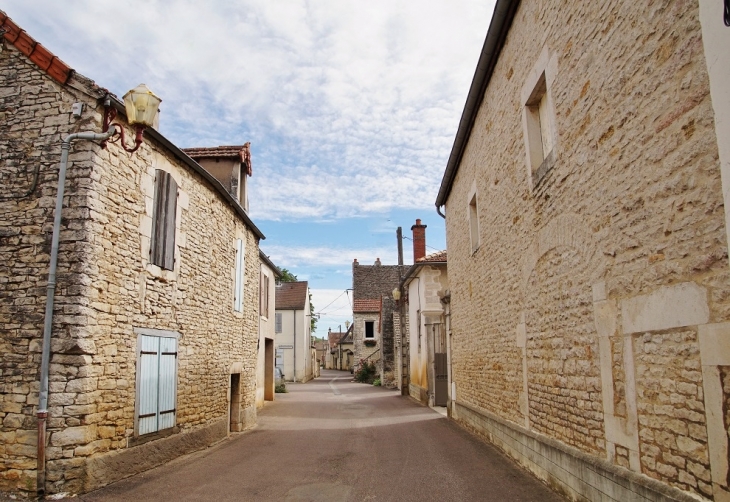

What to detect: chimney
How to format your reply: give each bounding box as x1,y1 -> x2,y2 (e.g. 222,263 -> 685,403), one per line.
412,219 -> 427,262
375,258 -> 382,266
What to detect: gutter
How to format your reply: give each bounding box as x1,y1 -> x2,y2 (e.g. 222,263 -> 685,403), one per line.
108,97 -> 265,240
435,0 -> 521,210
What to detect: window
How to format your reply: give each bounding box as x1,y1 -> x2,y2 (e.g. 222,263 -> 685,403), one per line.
365,321 -> 374,339
275,313 -> 282,333
260,272 -> 270,318
136,331 -> 178,435
234,238 -> 245,312
150,170 -> 177,270
468,192 -> 479,254
522,45 -> 558,191
524,73 -> 555,185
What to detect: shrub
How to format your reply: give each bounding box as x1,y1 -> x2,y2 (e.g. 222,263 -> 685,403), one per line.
355,360 -> 376,383
275,384 -> 287,393
372,378 -> 381,386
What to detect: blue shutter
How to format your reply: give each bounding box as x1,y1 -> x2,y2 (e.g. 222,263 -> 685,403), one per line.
138,335 -> 177,435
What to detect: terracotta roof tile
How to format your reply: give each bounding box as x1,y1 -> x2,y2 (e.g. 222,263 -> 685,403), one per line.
275,281 -> 308,310
353,298 -> 381,313
1,11 -> 73,84
417,250 -> 447,263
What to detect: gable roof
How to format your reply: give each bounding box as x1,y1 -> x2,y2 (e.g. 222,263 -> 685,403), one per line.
259,250 -> 282,278
353,298 -> 381,313
275,281 -> 308,310
0,10 -> 265,241
435,0 -> 520,208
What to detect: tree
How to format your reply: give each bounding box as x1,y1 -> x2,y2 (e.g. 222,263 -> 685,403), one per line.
309,292 -> 317,334
279,268 -> 298,282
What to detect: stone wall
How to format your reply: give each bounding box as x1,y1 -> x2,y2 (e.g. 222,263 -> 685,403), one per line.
444,1 -> 729,500
0,42 -> 260,496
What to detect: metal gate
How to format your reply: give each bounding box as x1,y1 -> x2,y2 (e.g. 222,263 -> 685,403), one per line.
433,323 -> 448,406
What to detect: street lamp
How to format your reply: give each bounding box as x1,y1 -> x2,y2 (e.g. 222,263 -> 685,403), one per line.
392,287 -> 401,305
37,84 -> 160,495
102,83 -> 162,153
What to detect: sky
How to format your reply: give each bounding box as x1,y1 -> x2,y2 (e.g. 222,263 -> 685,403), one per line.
4,1 -> 495,336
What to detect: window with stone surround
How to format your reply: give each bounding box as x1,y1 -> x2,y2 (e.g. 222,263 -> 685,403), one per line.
522,45 -> 558,192
260,272 -> 270,319
275,313 -> 282,333
467,181 -> 480,255
135,329 -> 178,436
365,321 -> 375,338
234,238 -> 245,312
150,170 -> 177,270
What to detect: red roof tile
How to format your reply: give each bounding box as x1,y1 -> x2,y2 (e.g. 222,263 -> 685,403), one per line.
417,250 -> 447,263
353,298 -> 381,313
1,11 -> 73,84
275,281 -> 308,310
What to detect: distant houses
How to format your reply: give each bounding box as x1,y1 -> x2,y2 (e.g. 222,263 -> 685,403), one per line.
274,281 -> 313,382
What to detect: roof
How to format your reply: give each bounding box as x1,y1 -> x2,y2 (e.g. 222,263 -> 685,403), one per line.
417,250 -> 447,263
353,298 -> 381,313
0,10 -> 265,241
435,0 -> 520,208
182,144 -> 252,176
259,250 -> 282,278
0,12 -> 72,84
275,281 -> 309,310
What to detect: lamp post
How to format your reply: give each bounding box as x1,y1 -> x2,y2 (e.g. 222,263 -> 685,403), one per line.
37,85 -> 160,497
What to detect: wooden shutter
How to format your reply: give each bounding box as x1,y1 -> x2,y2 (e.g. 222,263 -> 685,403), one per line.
150,170 -> 177,270
138,335 -> 177,435
275,313 -> 282,333
234,238 -> 244,311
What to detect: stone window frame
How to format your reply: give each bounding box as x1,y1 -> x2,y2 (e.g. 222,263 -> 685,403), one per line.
467,180 -> 480,255
365,320 -> 375,339
132,328 -> 180,443
260,272 -> 270,319
521,44 -> 558,193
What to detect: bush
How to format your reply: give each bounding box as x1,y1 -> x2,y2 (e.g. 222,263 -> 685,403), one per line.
275,384 -> 287,393
372,378 -> 381,386
354,361 -> 376,383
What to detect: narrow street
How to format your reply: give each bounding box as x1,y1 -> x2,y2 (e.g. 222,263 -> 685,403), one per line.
79,370 -> 564,501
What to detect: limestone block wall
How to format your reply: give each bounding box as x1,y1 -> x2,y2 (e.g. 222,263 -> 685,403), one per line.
444,1 -> 729,500
0,42 -> 260,496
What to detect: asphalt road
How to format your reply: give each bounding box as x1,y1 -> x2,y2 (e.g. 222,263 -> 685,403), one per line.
80,370 -> 564,501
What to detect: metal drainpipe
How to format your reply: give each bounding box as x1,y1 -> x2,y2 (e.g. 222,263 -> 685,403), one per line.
37,127 -> 116,497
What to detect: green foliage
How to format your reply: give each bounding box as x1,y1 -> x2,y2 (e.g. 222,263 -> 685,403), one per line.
275,384 -> 287,393
354,360 -> 376,383
309,292 -> 317,334
372,378 -> 381,387
279,268 -> 298,282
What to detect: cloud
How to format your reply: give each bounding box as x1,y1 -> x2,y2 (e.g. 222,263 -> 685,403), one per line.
5,0 -> 495,222
262,245 -> 397,270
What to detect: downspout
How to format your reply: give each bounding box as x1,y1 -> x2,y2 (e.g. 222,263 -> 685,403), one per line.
293,310 -> 297,382
37,127 -> 116,497
436,205 -> 446,219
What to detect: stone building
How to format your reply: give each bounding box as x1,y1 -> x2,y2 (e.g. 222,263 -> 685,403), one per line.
436,1 -> 730,501
274,281 -> 313,382
400,221 -> 448,407
0,12 -> 266,497
352,258 -> 401,386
